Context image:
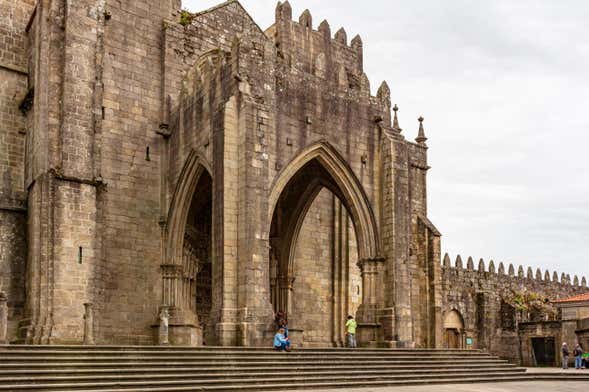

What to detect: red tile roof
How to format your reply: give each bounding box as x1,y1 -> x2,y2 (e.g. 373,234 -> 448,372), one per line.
553,292 -> 589,304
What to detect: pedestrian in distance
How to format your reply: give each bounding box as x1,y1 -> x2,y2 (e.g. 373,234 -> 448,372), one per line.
345,315 -> 358,348
274,327 -> 291,352
574,343 -> 584,369
562,342 -> 569,369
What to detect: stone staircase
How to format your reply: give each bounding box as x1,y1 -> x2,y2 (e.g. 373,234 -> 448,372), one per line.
0,345 -> 561,391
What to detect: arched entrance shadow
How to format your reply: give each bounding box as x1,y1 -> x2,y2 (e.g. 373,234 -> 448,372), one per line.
268,141 -> 380,346
160,151 -> 213,345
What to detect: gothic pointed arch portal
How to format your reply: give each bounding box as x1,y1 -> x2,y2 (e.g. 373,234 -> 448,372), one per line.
268,141 -> 380,346
161,151 -> 214,345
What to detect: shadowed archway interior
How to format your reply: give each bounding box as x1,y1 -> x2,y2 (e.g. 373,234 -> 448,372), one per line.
269,159 -> 362,347
183,170 -> 213,344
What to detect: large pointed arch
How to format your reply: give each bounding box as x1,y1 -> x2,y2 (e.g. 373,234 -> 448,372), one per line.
268,141 -> 380,261
165,150 -> 213,264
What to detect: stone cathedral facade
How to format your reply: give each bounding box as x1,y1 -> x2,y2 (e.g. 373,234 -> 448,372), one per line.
1,0 -> 586,358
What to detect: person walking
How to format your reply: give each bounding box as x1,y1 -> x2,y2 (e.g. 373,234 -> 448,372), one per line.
273,328 -> 291,352
574,343 -> 584,369
345,315 -> 358,348
562,342 -> 570,369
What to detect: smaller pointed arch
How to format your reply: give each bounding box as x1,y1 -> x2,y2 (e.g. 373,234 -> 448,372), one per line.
488,260 -> 496,274
517,265 -> 524,278
508,264 -> 515,276
560,273 -> 567,284
455,255 -> 463,269
536,268 -> 542,281
566,274 -> 571,284
553,271 -> 559,282
544,270 -> 551,282
478,258 -> 485,272
443,253 -> 451,268
466,257 -> 475,270
574,275 -> 580,286
582,277 -> 587,287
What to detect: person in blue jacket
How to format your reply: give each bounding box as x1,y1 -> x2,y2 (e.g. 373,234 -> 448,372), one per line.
274,328 -> 291,351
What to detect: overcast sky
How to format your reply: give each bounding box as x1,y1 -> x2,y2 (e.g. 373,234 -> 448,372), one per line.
184,0 -> 589,279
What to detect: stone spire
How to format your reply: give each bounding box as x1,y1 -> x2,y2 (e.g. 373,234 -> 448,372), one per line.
392,104 -> 402,132
415,116 -> 427,145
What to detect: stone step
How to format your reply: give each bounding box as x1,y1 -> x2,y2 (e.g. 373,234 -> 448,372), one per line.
0,348 -> 493,356
0,363 -> 518,377
0,359 -> 511,369
0,346 -> 537,391
0,366 -> 526,382
0,371 -> 532,391
0,344 -> 486,355
0,355 -> 503,362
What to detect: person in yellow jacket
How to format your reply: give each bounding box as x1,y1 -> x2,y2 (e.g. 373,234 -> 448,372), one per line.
345,315 -> 358,348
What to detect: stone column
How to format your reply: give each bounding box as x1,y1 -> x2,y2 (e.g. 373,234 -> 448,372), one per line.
356,257 -> 384,346
158,307 -> 170,345
83,303 -> 94,345
0,292 -> 7,344
160,261 -> 201,346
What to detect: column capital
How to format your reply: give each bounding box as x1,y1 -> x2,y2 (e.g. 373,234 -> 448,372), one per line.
357,257 -> 385,270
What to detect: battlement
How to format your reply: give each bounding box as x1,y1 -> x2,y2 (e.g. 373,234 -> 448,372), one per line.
442,253 -> 587,289
270,1 -> 364,77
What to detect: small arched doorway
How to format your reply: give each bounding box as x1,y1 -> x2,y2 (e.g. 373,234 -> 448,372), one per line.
443,309 -> 465,349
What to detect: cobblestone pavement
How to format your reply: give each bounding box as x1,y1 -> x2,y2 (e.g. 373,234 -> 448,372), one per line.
300,381 -> 589,392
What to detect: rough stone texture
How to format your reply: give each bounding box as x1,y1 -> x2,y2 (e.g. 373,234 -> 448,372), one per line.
0,0 -> 34,344
442,254 -> 589,363
291,189 -> 361,346
0,0 -> 583,352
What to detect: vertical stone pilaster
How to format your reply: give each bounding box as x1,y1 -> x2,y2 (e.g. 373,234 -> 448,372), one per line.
380,131 -> 413,346
356,257 -> 384,346
83,303 -> 94,345
0,292 -> 7,344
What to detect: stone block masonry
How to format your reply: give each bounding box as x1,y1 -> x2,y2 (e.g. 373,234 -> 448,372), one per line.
0,0 -> 582,352
442,253 -> 589,362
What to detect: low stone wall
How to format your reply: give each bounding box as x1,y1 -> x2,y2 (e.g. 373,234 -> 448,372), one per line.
442,253 -> 589,363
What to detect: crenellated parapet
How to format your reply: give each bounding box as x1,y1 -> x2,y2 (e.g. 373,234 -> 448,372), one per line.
441,253 -> 588,293
272,1 -> 364,77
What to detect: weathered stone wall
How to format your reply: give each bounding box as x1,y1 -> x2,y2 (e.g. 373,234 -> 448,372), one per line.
0,211 -> 26,341
442,253 -> 589,362
292,189 -> 361,347
0,0 -> 34,343
1,0 -> 440,347
93,0 -> 180,344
